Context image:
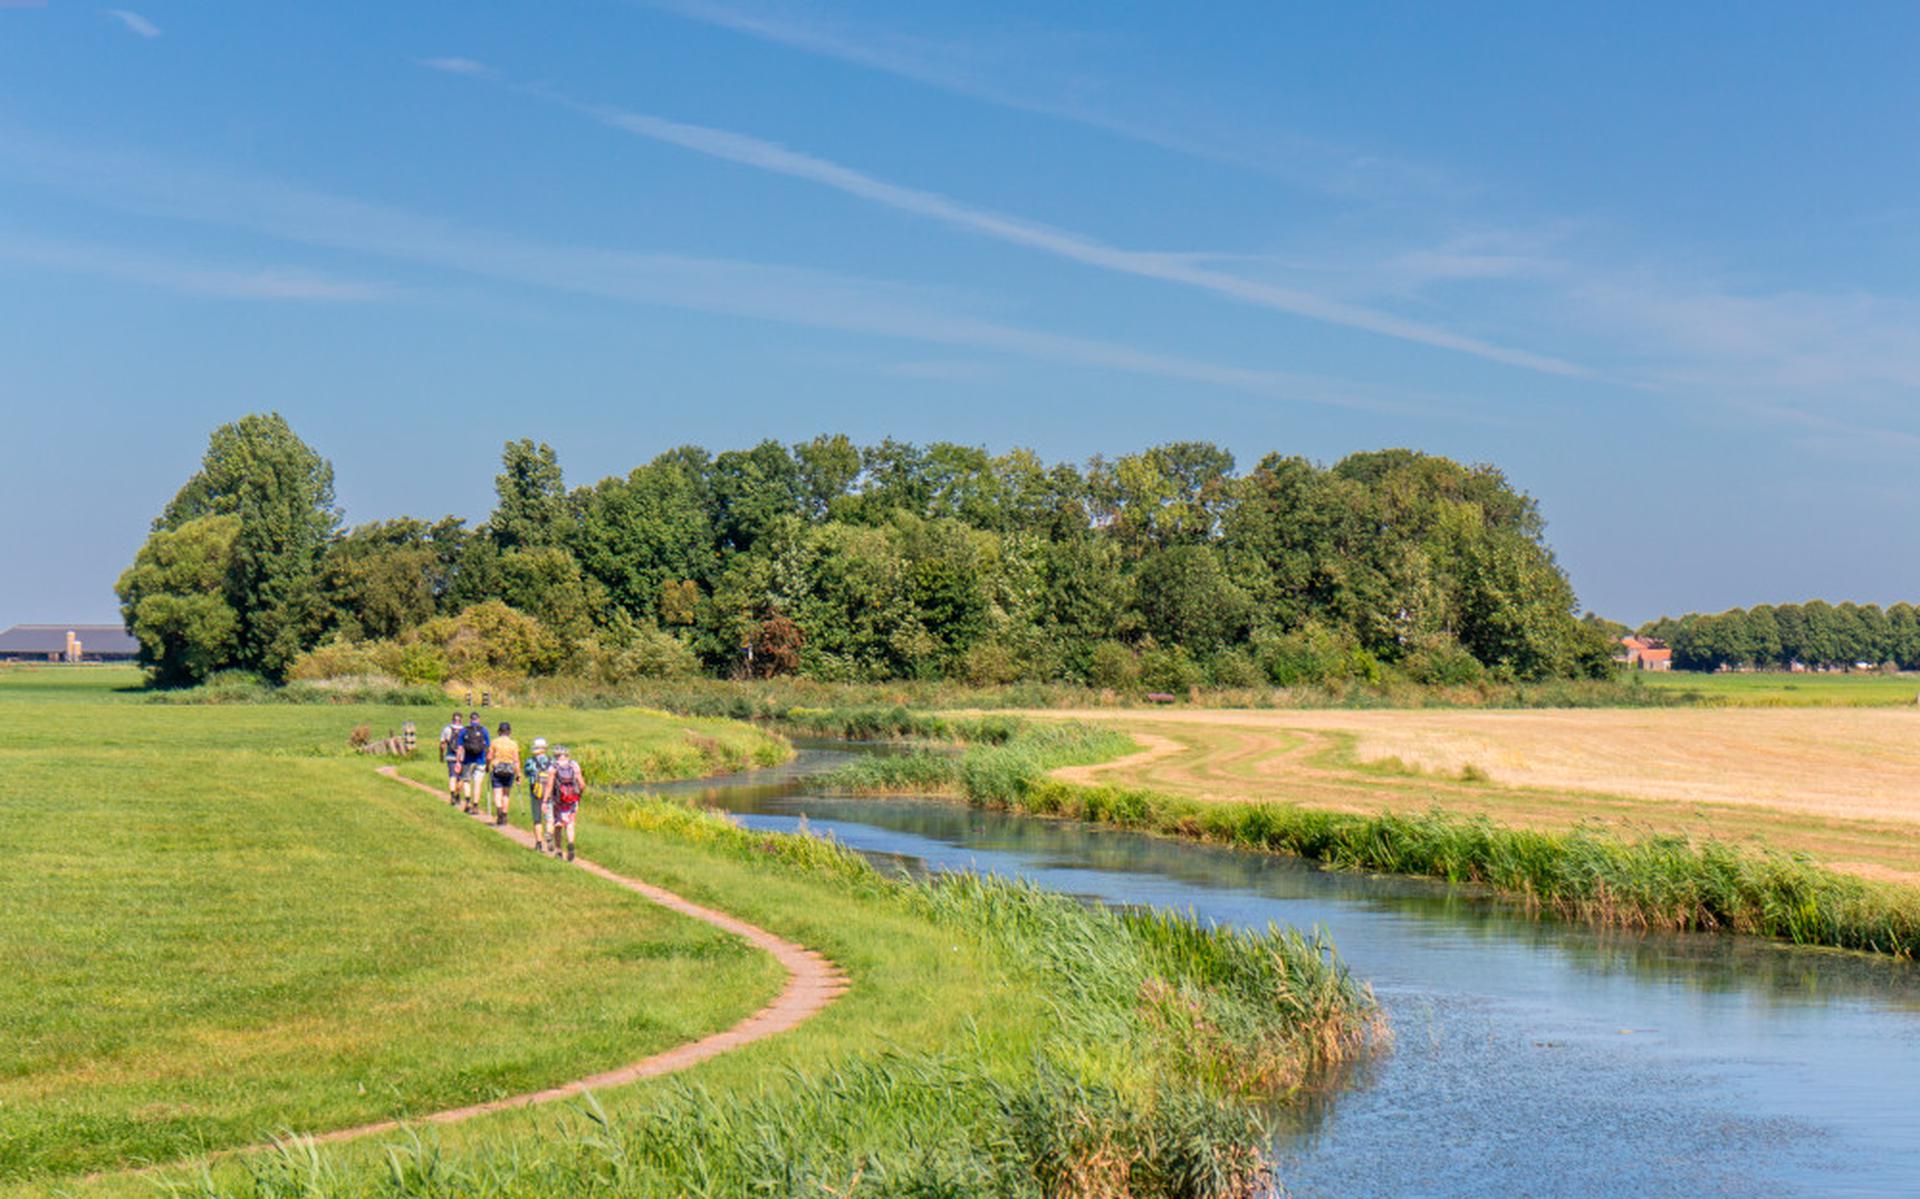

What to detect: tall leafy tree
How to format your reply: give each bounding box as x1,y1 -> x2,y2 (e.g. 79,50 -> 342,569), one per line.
153,413 -> 338,680
490,439 -> 568,550
116,515 -> 244,686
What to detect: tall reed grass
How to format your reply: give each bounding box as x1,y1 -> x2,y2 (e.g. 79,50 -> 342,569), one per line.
572,729 -> 789,787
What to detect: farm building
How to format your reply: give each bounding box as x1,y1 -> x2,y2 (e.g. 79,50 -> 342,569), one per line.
1618,635 -> 1673,672
0,624 -> 140,663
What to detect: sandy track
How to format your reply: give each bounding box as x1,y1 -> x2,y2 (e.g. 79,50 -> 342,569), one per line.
1020,707 -> 1920,827
102,769 -> 846,1178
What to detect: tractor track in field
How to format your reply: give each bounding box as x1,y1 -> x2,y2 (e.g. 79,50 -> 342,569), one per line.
95,767 -> 847,1179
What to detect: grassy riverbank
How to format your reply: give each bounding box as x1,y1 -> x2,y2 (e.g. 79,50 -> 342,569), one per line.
0,669 -> 788,1185
825,721 -> 1920,958
5,667 -> 1380,1197
120,799 -> 1379,1199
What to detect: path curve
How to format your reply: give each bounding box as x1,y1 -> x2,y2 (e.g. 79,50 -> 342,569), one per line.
103,769 -> 846,1177
1047,730 -> 1185,787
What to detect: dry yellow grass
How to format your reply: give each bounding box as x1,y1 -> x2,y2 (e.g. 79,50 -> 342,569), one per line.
1016,707 -> 1920,883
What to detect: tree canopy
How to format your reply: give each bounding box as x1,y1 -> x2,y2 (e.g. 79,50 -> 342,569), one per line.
121,417 -> 1611,687
121,414 -> 338,682
1647,602 -> 1920,672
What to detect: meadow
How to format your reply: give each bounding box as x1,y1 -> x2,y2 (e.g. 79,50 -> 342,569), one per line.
2,667 -> 1378,1197
0,667 -> 787,1183
1638,669 -> 1920,707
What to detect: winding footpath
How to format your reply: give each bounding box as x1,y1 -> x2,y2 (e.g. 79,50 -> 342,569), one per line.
102,768 -> 846,1179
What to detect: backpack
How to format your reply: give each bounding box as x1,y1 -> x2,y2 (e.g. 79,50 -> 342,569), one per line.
461,724 -> 488,756
555,761 -> 583,802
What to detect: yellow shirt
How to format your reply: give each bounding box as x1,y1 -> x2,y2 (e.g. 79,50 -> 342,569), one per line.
489,736 -> 520,770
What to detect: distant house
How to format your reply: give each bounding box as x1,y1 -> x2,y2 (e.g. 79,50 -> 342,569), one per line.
1618,635 -> 1673,672
0,624 -> 140,663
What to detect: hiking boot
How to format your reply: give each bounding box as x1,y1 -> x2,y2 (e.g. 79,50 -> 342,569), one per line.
565,845 -> 574,861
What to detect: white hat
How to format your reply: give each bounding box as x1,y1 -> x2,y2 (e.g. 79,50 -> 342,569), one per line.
533,737 -> 548,750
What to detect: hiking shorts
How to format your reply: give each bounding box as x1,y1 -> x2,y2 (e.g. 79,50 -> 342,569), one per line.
554,801 -> 579,828
491,766 -> 517,790
445,756 -> 460,778
460,760 -> 486,781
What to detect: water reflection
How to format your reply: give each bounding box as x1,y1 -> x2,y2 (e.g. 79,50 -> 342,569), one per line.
637,743 -> 1920,1196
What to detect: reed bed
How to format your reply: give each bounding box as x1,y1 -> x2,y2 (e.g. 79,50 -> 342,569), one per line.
572,728 -> 790,787
825,721 -> 1920,959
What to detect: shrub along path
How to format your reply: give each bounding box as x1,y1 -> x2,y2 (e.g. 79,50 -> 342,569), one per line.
105,769 -> 846,1176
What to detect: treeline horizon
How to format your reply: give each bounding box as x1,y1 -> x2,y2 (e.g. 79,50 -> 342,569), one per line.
116,413 -> 1616,690
1638,603 -> 1920,672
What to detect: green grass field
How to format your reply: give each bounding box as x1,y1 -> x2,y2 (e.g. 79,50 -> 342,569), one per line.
4,667 -> 1377,1198
0,667 -> 788,1184
1638,670 -> 1920,706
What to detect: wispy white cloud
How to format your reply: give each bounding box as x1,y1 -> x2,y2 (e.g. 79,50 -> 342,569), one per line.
642,0 -> 1472,204
419,56 -> 492,77
0,234 -> 387,300
637,2 -> 1920,437
104,8 -> 159,38
483,81 -> 1584,377
1227,224 -> 1920,448
0,133 -> 1473,418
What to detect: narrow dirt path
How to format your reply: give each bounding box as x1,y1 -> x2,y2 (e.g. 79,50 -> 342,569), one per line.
98,770 -> 846,1179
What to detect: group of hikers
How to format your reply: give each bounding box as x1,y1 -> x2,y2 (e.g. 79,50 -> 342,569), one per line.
438,711 -> 585,860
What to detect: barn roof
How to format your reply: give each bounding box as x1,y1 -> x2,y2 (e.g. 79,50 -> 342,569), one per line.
0,624 -> 140,654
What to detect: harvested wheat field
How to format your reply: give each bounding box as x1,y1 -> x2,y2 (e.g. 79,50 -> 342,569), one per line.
1019,707 -> 1920,883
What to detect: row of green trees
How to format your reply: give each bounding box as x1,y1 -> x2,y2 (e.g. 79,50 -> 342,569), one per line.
118,414 -> 1614,688
1643,603 -> 1920,672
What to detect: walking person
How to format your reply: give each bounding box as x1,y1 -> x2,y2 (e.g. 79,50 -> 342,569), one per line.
525,737 -> 555,853
487,721 -> 521,827
439,710 -> 464,804
549,746 -> 584,861
456,712 -> 490,814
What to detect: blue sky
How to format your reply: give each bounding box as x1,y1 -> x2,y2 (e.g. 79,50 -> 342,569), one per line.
3,2 -> 1918,626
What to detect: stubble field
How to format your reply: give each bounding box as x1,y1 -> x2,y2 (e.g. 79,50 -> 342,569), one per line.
1020,704 -> 1920,884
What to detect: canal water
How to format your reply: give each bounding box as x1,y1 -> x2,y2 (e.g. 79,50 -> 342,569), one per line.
645,742 -> 1920,1197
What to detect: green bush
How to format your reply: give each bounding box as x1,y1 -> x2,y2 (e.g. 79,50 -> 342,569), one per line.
1139,644 -> 1205,692
959,639 -> 1022,686
287,638 -> 388,682
1086,640 -> 1141,690
1206,649 -> 1263,688
1401,638 -> 1486,686
392,640 -> 451,685
588,624 -> 702,683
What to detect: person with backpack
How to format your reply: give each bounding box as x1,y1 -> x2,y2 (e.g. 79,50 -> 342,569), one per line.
487,721 -> 521,827
525,737 -> 555,853
455,713 -> 490,815
438,711 -> 464,805
548,746 -> 584,861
